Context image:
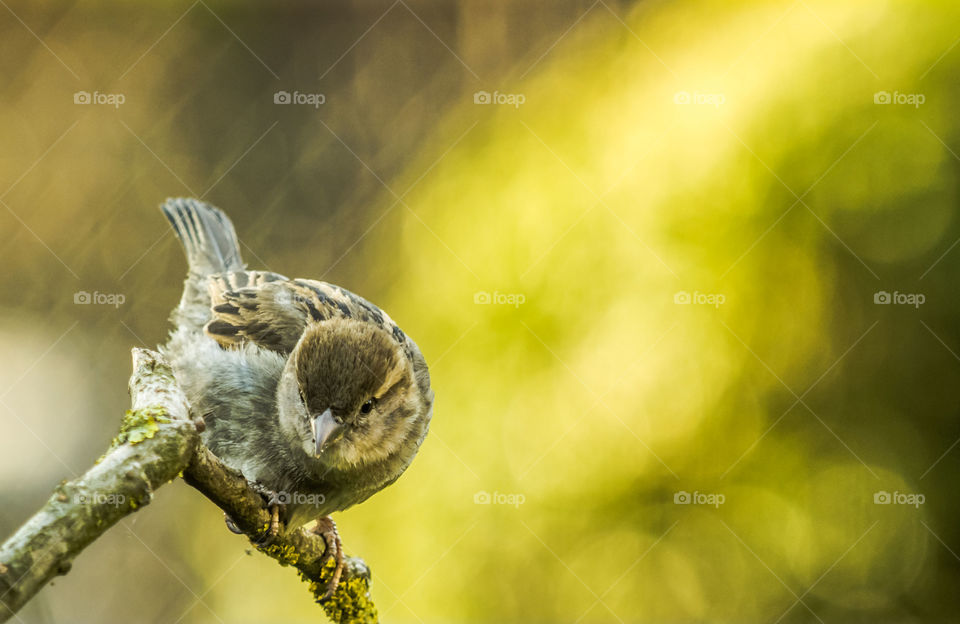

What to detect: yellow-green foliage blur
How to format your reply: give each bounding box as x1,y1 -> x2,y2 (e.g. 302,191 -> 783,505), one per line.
1,1 -> 958,622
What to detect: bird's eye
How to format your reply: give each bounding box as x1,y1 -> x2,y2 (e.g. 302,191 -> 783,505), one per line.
360,399 -> 375,414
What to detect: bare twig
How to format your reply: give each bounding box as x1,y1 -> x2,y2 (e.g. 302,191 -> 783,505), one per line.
0,349 -> 376,624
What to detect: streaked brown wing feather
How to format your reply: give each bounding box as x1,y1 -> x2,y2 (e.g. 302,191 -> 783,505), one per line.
204,273 -> 407,355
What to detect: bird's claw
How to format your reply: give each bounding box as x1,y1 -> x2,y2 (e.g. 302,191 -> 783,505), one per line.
248,483 -> 286,545
313,515 -> 344,601
224,513 -> 243,535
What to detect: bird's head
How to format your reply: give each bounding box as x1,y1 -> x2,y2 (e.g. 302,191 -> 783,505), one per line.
277,317 -> 426,470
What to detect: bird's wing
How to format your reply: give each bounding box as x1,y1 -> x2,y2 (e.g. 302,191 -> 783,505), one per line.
205,273 -> 408,355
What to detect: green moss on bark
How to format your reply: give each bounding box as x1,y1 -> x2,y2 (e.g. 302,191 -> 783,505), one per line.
112,407 -> 170,447
300,558 -> 378,624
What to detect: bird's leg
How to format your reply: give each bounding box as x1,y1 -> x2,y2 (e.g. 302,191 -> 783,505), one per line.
313,515 -> 344,600
249,482 -> 286,545
222,482 -> 282,540
269,504 -> 281,537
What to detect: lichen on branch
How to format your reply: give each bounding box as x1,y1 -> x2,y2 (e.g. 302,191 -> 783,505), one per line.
0,348 -> 377,624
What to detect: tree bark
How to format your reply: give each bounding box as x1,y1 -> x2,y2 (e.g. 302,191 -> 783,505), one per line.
0,348 -> 377,624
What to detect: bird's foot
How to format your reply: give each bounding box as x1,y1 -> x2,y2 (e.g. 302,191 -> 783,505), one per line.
224,513 -> 243,535
312,515 -> 344,601
249,483 -> 286,545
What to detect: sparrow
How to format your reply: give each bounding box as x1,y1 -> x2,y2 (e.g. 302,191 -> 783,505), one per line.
158,198 -> 433,596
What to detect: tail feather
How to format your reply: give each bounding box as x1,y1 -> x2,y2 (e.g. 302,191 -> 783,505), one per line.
161,198 -> 245,333
161,197 -> 244,276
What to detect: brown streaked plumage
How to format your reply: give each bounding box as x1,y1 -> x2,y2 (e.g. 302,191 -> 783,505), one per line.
158,197 -> 434,599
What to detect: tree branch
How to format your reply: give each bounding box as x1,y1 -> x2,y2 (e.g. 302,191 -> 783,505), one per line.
0,348 -> 377,624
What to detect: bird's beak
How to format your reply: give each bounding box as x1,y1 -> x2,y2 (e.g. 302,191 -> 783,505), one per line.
312,409 -> 344,456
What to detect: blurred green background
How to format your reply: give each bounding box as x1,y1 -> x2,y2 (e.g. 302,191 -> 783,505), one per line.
2,0 -> 960,621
